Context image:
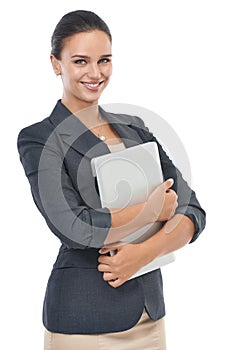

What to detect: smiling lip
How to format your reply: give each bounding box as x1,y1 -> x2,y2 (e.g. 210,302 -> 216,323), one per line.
81,81 -> 104,91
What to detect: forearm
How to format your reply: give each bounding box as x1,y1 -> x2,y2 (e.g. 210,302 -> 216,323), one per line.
140,214 -> 195,265
104,178 -> 177,245
105,201 -> 149,245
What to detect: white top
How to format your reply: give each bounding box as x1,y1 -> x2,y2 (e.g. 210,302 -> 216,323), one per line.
106,142 -> 126,153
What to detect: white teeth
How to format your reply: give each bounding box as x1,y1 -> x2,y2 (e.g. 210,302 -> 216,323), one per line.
84,82 -> 100,87
82,81 -> 103,87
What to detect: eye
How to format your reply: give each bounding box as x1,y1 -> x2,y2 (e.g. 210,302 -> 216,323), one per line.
98,58 -> 111,64
74,59 -> 87,65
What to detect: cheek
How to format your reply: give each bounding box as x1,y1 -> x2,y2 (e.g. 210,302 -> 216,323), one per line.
63,66 -> 83,81
103,64 -> 113,78
71,69 -> 84,82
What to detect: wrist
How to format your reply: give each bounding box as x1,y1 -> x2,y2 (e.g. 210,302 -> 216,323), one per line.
143,199 -> 159,224
138,240 -> 157,266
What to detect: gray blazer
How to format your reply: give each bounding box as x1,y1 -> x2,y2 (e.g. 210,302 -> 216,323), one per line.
17,100 -> 206,334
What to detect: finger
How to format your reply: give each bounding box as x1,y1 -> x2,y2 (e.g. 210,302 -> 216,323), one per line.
98,248 -> 111,254
108,278 -> 124,288
99,248 -> 118,255
164,178 -> 174,190
98,264 -> 111,273
103,272 -> 116,282
166,188 -> 174,194
170,192 -> 178,206
98,255 -> 112,264
170,200 -> 178,218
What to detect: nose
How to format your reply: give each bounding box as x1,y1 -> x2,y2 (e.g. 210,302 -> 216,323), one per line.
87,62 -> 101,80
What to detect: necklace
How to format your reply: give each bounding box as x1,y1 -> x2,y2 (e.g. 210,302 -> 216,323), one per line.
97,114 -> 106,141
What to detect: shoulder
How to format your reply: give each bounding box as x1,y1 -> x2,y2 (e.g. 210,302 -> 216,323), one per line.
17,100 -> 66,144
17,116 -> 53,143
17,119 -> 52,169
17,114 -> 59,164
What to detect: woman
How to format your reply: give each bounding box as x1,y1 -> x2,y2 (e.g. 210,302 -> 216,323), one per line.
17,10 -> 206,350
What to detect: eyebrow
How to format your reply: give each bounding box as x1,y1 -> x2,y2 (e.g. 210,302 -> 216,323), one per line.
71,54 -> 112,59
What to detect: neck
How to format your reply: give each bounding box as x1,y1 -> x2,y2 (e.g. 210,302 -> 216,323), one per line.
61,97 -> 101,129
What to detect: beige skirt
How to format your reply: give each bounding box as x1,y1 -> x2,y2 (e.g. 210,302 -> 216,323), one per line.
44,309 -> 166,350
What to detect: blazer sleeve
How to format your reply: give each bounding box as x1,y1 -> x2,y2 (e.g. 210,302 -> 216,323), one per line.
131,115 -> 206,243
17,124 -> 112,250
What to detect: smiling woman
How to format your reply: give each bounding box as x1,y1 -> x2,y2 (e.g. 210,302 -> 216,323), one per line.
50,30 -> 112,112
17,9 -> 205,350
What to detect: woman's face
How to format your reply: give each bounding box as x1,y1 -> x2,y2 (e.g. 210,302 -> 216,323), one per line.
51,30 -> 112,110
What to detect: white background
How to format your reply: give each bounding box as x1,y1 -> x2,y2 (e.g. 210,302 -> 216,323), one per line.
1,0 -> 230,349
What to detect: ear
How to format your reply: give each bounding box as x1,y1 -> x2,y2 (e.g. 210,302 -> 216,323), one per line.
50,54 -> 61,76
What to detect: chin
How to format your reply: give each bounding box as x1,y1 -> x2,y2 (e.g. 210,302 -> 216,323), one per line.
82,94 -> 102,104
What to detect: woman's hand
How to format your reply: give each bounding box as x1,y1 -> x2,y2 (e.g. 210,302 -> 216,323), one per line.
98,243 -> 151,288
145,178 -> 178,223
98,179 -> 178,288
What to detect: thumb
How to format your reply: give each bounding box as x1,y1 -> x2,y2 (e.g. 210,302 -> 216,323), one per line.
99,247 -> 117,255
98,247 -> 111,254
164,178 -> 174,190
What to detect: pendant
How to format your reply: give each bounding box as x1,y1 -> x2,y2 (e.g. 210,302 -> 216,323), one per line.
98,134 -> 106,141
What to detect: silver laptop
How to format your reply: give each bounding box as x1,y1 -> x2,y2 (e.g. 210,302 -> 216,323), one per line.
91,142 -> 175,278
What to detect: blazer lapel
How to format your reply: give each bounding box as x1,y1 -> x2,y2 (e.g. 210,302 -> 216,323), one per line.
49,100 -> 144,160
99,106 -> 144,148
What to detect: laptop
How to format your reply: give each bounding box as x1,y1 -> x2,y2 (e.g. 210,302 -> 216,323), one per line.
91,142 -> 175,278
